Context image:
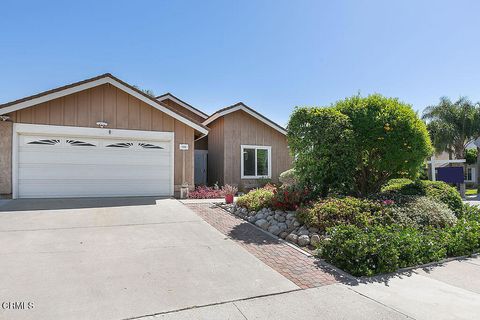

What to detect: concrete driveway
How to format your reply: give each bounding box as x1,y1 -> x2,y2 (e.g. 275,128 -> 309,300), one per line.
0,198 -> 297,320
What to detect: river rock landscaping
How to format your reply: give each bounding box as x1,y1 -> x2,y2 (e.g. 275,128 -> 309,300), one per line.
220,203 -> 322,248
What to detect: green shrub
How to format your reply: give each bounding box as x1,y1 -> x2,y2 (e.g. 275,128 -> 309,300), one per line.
296,197 -> 385,231
381,179 -> 463,216
236,185 -> 275,211
465,148 -> 477,165
445,218 -> 480,256
385,196 -> 457,228
279,169 -> 298,187
320,224 -> 448,276
287,107 -> 356,197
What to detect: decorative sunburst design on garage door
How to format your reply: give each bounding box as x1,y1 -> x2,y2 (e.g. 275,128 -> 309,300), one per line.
66,140 -> 96,147
27,139 -> 60,145
105,142 -> 134,148
139,143 -> 164,149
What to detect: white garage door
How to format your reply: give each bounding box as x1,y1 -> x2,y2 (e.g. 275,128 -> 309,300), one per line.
17,134 -> 173,198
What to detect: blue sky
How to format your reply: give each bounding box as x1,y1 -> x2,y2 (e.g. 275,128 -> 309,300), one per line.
1,0 -> 480,126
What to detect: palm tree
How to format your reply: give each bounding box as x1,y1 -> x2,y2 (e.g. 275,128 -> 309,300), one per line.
422,97 -> 478,160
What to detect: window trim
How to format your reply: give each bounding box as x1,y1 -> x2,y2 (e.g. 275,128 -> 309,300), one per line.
241,145 -> 272,179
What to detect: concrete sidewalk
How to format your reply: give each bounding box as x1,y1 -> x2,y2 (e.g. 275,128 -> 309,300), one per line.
143,256 -> 480,320
146,284 -> 407,320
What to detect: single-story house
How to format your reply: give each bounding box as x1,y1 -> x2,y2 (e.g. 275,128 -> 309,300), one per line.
0,73 -> 291,199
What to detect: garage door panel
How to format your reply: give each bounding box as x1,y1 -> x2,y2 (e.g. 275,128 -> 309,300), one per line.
17,133 -> 173,198
18,180 -> 171,198
18,164 -> 171,180
18,150 -> 170,166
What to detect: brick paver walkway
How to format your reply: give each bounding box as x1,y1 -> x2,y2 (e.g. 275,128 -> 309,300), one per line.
186,203 -> 340,289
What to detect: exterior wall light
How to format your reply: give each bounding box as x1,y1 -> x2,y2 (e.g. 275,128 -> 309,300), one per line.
96,121 -> 108,128
0,115 -> 10,121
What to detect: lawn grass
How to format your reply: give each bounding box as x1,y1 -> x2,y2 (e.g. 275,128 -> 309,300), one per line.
466,188 -> 478,196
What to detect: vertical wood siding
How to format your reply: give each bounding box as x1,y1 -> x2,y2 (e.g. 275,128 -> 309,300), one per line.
207,117 -> 225,185
8,84 -> 195,191
222,110 -> 292,189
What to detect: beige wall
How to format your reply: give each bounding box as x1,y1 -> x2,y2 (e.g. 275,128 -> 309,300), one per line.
6,83 -> 195,192
207,117 -> 225,185
0,121 -> 12,194
207,110 -> 292,189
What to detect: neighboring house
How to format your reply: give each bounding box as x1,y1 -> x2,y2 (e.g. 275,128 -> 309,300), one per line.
0,73 -> 291,199
429,151 -> 476,185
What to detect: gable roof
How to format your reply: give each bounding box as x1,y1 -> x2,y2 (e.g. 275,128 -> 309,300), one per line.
156,92 -> 208,119
203,102 -> 287,135
0,73 -> 209,135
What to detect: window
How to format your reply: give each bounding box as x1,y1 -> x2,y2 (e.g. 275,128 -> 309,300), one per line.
465,167 -> 475,181
241,145 -> 271,178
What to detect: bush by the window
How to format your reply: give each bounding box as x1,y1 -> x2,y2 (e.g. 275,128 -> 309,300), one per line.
296,197 -> 386,231
381,179 -> 463,216
236,185 -> 276,211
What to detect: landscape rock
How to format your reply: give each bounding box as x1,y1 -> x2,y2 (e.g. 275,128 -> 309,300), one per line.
310,234 -> 321,247
268,225 -> 281,236
255,219 -> 269,229
293,221 -> 301,227
286,233 -> 298,244
308,227 -> 319,233
277,222 -> 287,231
297,235 -> 310,246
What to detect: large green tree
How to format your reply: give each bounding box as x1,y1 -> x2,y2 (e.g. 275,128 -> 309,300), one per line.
288,95 -> 432,197
335,95 -> 432,196
422,97 -> 478,160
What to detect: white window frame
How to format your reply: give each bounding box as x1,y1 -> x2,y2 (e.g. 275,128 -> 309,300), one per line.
241,145 -> 272,179
465,167 -> 476,182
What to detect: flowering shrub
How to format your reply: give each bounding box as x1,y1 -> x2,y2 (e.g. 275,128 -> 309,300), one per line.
236,185 -> 276,211
385,196 -> 457,229
271,185 -> 310,211
296,197 -> 386,231
188,185 -> 223,199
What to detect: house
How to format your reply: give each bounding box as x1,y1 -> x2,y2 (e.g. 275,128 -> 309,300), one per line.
428,151 -> 476,186
0,73 -> 291,199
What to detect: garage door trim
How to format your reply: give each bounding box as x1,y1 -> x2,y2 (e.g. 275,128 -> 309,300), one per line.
12,123 -> 175,199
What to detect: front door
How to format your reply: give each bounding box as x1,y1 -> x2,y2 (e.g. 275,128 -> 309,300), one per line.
194,150 -> 208,185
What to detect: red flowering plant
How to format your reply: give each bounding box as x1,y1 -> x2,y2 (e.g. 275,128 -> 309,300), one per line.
271,185 -> 311,211
188,185 -> 223,199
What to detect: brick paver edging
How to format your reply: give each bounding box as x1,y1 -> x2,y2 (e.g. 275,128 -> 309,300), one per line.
186,203 -> 339,289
